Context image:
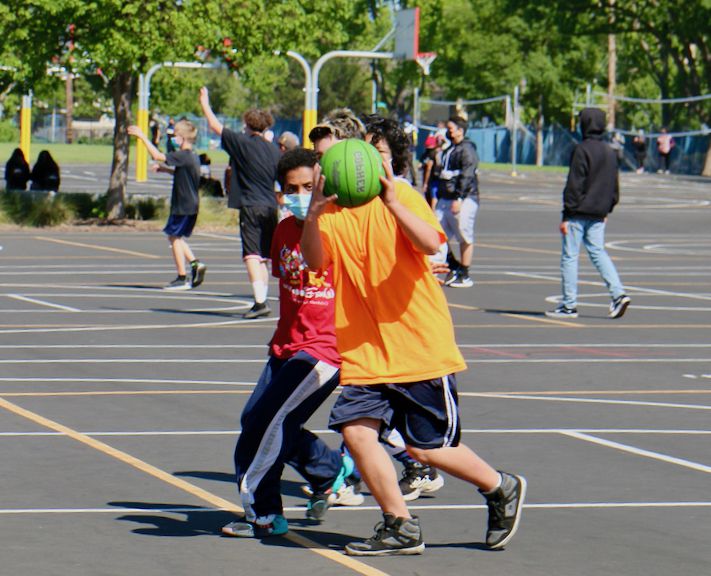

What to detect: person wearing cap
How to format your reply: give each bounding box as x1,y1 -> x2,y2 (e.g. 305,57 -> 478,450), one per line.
420,134 -> 443,209
199,86 -> 281,319
277,131 -> 300,153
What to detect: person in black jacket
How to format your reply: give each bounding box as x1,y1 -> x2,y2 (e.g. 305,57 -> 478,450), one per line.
4,148 -> 31,191
435,116 -> 479,288
30,150 -> 60,192
546,108 -> 630,320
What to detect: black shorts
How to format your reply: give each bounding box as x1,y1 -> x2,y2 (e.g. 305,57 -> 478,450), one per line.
163,214 -> 197,238
328,375 -> 461,450
239,205 -> 278,259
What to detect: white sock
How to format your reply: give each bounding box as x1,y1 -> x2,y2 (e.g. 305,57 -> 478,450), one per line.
483,473 -> 503,494
252,281 -> 267,304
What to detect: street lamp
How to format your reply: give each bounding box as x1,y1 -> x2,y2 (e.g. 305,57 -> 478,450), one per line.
136,61 -> 222,182
274,50 -> 314,148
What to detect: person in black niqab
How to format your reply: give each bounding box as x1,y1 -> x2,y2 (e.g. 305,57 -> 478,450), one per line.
4,148 -> 31,191
30,150 -> 60,192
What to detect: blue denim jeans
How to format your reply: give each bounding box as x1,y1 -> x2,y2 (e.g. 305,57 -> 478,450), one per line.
560,218 -> 625,309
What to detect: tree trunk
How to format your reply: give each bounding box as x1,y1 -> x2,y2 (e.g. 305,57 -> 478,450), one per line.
106,71 -> 133,220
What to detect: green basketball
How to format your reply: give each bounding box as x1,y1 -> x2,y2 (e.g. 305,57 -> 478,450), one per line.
320,139 -> 385,208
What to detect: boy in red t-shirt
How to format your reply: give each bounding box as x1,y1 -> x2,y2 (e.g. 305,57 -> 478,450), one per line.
220,148 -> 360,538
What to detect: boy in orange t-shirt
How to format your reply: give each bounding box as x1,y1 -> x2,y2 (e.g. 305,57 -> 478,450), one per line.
301,117 -> 526,557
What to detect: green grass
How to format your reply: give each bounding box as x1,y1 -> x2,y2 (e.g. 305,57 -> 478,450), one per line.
0,142 -> 230,165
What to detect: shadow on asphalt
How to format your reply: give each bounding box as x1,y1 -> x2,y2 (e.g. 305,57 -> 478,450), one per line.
173,470 -> 311,499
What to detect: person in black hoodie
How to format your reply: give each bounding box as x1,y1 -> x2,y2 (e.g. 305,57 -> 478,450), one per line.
30,150 -> 60,192
4,148 -> 31,191
546,108 -> 630,320
436,115 -> 479,288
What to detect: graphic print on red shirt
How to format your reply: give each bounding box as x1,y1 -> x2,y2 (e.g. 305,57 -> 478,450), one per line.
269,216 -> 340,367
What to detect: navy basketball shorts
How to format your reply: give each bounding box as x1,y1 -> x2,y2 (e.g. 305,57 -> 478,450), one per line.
328,374 -> 461,450
239,205 -> 278,260
163,214 -> 197,238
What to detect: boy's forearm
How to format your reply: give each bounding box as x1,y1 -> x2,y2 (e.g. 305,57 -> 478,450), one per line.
138,134 -> 166,162
386,200 -> 440,255
201,100 -> 224,136
300,215 -> 326,269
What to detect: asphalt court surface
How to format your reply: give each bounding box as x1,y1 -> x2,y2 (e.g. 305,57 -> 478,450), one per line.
0,170 -> 710,575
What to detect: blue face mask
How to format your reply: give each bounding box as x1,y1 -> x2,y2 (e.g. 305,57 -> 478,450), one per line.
283,193 -> 312,220
170,137 -> 180,149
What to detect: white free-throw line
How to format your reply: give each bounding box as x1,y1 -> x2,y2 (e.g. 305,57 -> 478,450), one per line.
1,502 -> 710,515
464,392 -> 711,411
1,358 -> 709,365
0,377 -> 255,386
6,294 -> 80,312
2,428 -> 710,438
507,270 -> 711,302
562,431 -> 711,474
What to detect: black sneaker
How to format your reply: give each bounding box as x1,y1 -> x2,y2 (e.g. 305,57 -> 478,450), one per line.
449,272 -> 473,288
164,276 -> 190,291
481,471 -> 527,549
443,269 -> 459,286
399,462 -> 445,502
243,302 -> 271,319
545,305 -> 578,319
306,454 -> 355,520
344,514 -> 425,556
609,294 -> 630,319
190,260 -> 207,288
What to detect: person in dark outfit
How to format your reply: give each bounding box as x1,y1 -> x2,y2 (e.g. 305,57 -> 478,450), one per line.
4,148 -> 31,191
30,150 -> 60,192
632,131 -> 647,174
199,86 -> 281,319
128,120 -> 207,291
435,116 -> 479,288
546,108 -> 630,320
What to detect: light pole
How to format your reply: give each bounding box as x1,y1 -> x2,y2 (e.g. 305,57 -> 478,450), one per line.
274,50 -> 314,147
312,50 -> 394,119
136,61 -> 222,182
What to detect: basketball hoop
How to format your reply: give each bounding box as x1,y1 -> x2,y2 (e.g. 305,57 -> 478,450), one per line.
415,52 -> 437,76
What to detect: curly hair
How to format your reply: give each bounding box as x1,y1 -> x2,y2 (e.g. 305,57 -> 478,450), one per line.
309,107 -> 366,143
276,147 -> 319,187
363,115 -> 410,177
243,109 -> 274,133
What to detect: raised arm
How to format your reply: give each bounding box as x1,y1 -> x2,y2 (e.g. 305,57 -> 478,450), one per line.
380,161 -> 440,255
199,87 -> 224,136
300,165 -> 335,270
127,126 -> 166,162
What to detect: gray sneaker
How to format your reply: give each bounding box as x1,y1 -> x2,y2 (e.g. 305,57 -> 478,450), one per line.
243,302 -> 271,319
481,471 -> 527,549
345,514 -> 425,556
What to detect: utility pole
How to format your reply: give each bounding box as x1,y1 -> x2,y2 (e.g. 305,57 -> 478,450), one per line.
65,71 -> 74,144
607,0 -> 616,128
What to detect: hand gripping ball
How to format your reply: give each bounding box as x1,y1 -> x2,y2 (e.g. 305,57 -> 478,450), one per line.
320,139 -> 385,208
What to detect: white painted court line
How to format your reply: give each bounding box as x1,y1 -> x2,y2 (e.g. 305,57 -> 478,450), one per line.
508,271 -> 711,302
1,502 -> 709,515
0,377 -> 254,386
6,294 -> 80,312
562,431 -> 711,474
466,393 -> 711,411
1,343 -> 709,350
1,357 -> 709,365
2,428 -> 710,437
